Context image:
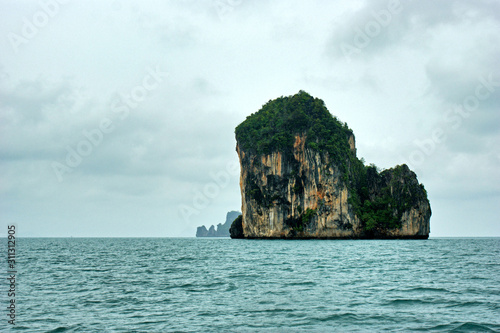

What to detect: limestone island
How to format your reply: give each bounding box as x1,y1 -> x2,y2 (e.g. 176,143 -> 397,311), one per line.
230,91 -> 430,239
196,211 -> 241,237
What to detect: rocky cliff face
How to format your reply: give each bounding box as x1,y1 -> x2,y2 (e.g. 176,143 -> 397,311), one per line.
238,134 -> 356,238
237,135 -> 430,239
234,91 -> 430,239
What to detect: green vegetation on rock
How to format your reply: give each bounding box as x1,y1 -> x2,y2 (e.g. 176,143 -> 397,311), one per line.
348,164 -> 429,235
235,90 -> 355,174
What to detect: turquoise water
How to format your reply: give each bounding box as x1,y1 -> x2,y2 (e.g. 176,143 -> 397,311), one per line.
2,238 -> 499,332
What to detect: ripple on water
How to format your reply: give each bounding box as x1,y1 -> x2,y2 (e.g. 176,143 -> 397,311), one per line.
13,237 -> 500,332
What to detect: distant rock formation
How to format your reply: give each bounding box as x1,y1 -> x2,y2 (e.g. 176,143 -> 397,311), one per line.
232,91 -> 431,239
196,211 -> 241,237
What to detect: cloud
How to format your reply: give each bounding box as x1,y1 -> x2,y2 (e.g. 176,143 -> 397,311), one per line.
0,0 -> 498,237
327,0 -> 500,62
0,78 -> 81,162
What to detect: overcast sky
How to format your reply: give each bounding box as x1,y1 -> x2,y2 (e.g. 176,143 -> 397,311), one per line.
1,0 -> 499,237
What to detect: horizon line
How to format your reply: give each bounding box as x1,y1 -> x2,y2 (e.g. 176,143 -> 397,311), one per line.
6,236 -> 500,239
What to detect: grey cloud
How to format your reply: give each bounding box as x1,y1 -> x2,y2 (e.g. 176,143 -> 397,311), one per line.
0,79 -> 83,163
0,79 -> 72,122
43,75 -> 239,190
327,0 -> 500,61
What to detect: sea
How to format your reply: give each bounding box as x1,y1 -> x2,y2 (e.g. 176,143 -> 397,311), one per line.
2,237 -> 499,332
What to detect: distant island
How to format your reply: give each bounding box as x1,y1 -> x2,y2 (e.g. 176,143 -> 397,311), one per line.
196,211 -> 241,237
230,91 -> 431,239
